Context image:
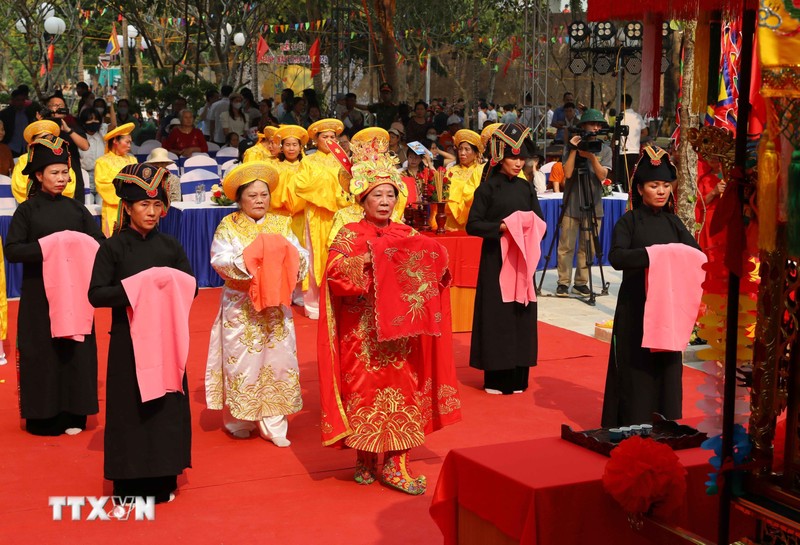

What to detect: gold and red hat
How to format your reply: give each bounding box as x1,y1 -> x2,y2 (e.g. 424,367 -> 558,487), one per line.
23,120 -> 60,145
222,161 -> 279,202
113,163 -> 171,209
453,129 -> 483,154
307,118 -> 344,140
349,154 -> 407,202
274,125 -> 309,147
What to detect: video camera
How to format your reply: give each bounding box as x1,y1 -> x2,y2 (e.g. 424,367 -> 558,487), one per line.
41,107 -> 69,118
568,126 -> 613,154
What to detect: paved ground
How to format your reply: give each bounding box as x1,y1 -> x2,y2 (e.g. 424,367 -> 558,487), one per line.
536,265 -> 621,337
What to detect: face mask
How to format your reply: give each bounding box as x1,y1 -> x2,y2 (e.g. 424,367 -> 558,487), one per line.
118,107 -> 129,115
96,107 -> 105,115
84,122 -> 101,133
233,102 -> 243,110
427,134 -> 437,141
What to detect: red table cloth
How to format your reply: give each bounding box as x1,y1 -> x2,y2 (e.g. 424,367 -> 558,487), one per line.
425,231 -> 482,288
430,436 -> 749,545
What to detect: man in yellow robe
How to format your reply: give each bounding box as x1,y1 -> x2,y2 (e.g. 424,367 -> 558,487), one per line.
445,129 -> 485,230
293,119 -> 354,320
11,121 -> 77,202
94,123 -> 138,235
243,126 -> 279,163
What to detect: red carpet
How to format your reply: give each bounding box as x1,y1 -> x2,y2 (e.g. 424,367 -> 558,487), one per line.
0,289 -> 708,544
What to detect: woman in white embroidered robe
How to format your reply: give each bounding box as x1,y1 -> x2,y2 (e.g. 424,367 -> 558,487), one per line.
204,162 -> 308,447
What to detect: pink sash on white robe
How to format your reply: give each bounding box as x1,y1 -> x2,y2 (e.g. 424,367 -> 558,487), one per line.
121,267 -> 196,403
39,230 -> 100,341
499,211 -> 547,306
643,243 -> 707,352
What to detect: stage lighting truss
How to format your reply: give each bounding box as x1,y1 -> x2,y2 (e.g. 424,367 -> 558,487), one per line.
568,55 -> 589,75
624,21 -> 643,40
594,21 -> 615,41
568,21 -> 589,43
593,54 -> 614,75
625,51 -> 642,75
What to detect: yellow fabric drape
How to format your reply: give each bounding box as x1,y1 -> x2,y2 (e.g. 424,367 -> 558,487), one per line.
0,239 -> 6,340
242,144 -> 276,163
94,152 -> 138,235
294,151 -> 355,283
445,163 -> 481,230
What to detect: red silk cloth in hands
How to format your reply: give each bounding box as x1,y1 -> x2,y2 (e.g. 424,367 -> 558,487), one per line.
242,233 -> 300,310
369,234 -> 451,341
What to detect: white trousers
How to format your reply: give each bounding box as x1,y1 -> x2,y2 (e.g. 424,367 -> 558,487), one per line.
222,407 -> 288,439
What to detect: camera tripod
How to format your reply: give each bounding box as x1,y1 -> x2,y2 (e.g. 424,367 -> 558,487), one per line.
536,159 -> 610,306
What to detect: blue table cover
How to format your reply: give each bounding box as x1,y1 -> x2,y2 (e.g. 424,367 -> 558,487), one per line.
537,196 -> 627,270
0,197 -> 629,296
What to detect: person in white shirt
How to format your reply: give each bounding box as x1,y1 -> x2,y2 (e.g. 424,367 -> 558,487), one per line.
77,108 -> 108,199
618,93 -> 647,192
487,102 -> 498,122
273,88 -> 294,122
523,156 -> 547,194
197,89 -> 220,141
477,101 -> 488,130
209,84 -> 233,145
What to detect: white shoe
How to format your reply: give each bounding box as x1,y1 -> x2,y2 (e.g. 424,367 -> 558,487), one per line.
0,355 -> 7,366
270,437 -> 291,448
305,310 -> 319,320
513,390 -> 524,394
484,388 -> 503,395
64,427 -> 83,436
167,493 -> 176,503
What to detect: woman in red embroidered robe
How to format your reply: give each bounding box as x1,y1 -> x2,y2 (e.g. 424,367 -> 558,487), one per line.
318,151 -> 461,496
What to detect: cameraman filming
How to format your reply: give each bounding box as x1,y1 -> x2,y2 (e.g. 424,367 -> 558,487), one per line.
555,109 -> 612,297
37,95 -> 89,202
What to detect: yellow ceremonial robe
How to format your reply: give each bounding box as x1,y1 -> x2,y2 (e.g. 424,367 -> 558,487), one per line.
0,239 -> 6,340
445,163 -> 483,231
94,152 -> 138,235
12,154 -> 77,203
272,159 -> 307,244
243,144 -> 276,163
294,151 -> 356,284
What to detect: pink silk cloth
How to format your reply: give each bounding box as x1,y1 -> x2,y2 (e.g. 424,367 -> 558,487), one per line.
643,243 -> 708,352
242,233 -> 300,311
369,234 -> 451,341
121,267 -> 196,403
499,211 -> 547,305
39,230 -> 100,341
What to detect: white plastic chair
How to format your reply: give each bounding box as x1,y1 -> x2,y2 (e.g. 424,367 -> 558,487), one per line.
220,159 -> 239,180
215,146 -> 239,166
179,169 -> 220,199
206,142 -> 220,158
137,139 -> 162,154
182,154 -> 220,176
0,174 -> 16,209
